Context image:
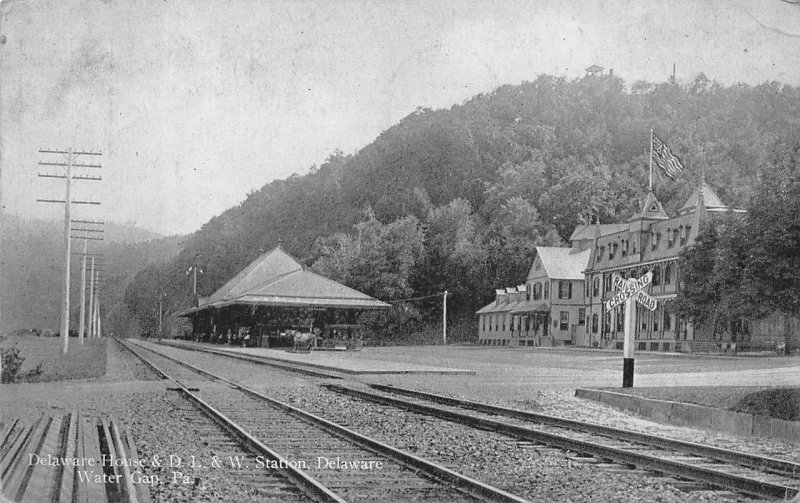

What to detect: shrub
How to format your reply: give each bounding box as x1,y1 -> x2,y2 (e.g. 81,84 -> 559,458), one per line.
1,346 -> 25,383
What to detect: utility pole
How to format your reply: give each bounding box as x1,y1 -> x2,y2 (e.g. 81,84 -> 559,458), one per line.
95,289 -> 102,338
85,256 -> 105,339
71,221 -> 103,344
158,291 -> 166,340
92,264 -> 105,339
186,265 -> 203,298
442,290 -> 448,345
37,148 -> 101,353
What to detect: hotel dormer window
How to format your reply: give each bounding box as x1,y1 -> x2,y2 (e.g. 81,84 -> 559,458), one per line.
651,232 -> 661,251
667,228 -> 675,247
609,242 -> 617,260
598,246 -> 605,261
621,239 -> 628,257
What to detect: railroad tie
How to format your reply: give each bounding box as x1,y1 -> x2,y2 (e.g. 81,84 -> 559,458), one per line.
21,415 -> 64,502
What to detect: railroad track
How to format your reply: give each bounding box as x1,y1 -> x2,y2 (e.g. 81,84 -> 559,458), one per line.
325,383 -> 800,501
157,340 -> 345,379
121,340 -> 528,502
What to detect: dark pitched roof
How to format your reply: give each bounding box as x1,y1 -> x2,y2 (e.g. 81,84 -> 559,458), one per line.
678,181 -> 729,215
181,246 -> 388,315
569,223 -> 629,241
629,191 -> 669,221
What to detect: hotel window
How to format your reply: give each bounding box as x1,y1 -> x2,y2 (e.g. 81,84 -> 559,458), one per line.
679,225 -> 688,245
652,264 -> 661,286
621,239 -> 628,257
560,311 -> 569,331
603,274 -> 612,293
653,308 -> 660,332
599,246 -> 605,262
558,281 -> 573,299
667,228 -> 676,248
609,242 -> 617,260
651,232 -> 661,251
664,263 -> 673,285
544,282 -> 550,299
526,284 -> 532,301
616,306 -> 624,331
592,314 -> 599,333
534,260 -> 541,271
494,315 -> 499,332
592,277 -> 599,297
502,314 -> 506,331
578,308 -> 586,325
533,282 -> 542,300
664,312 -> 672,331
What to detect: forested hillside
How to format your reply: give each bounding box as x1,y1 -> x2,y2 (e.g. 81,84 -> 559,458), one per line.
124,73 -> 800,337
0,214 -> 180,333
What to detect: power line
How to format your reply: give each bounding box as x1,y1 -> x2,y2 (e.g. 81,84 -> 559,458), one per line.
37,147 -> 102,353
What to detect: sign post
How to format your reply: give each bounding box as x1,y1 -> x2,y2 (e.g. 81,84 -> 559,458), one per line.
605,271 -> 656,388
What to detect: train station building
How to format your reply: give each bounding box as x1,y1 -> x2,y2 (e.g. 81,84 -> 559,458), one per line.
476,181 -> 796,351
179,245 -> 389,347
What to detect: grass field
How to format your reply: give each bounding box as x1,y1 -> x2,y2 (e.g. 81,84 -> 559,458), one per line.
0,336 -> 107,383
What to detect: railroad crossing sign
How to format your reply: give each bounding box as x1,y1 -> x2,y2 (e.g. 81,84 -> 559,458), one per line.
603,270 -> 658,388
605,272 -> 656,311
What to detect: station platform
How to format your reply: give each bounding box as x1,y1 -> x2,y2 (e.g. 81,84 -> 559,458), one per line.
162,340 -> 476,375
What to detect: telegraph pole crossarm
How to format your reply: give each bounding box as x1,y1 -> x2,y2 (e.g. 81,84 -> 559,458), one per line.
37,147 -> 102,353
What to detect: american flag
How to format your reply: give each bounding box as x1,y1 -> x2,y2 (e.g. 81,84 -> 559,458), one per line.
652,134 -> 684,180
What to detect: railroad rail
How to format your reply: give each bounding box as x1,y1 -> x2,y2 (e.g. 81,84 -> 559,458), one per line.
325,383 -> 800,500
121,340 -> 529,503
157,340 -> 344,379
1,412 -> 149,503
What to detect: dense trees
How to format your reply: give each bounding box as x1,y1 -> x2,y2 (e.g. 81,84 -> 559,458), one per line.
120,73 -> 800,337
675,141 -> 800,339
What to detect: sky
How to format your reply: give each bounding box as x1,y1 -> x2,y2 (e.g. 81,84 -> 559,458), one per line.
1,0 -> 799,236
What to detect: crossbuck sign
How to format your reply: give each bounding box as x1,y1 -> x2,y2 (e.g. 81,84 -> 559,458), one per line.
605,271 -> 657,311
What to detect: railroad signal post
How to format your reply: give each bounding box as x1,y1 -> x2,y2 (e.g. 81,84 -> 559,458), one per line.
605,271 -> 657,388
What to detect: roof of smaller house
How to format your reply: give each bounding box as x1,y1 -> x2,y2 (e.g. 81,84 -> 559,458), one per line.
586,64 -> 604,72
536,247 -> 592,280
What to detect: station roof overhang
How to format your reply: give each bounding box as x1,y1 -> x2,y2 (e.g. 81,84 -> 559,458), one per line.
178,245 -> 389,317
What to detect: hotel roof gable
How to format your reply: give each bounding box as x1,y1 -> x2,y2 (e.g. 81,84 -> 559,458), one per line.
529,246 -> 592,281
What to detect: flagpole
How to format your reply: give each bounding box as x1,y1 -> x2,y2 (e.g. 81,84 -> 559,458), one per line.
649,129 -> 654,192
